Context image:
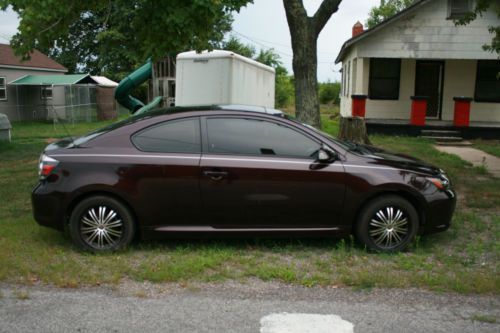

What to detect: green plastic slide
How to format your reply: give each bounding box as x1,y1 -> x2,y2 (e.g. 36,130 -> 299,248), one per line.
114,59 -> 154,114
135,96 -> 163,115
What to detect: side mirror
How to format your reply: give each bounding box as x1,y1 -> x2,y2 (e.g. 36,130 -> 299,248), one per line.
316,146 -> 337,163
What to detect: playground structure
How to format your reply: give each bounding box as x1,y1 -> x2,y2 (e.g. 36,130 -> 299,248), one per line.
114,51 -> 275,115
114,57 -> 176,115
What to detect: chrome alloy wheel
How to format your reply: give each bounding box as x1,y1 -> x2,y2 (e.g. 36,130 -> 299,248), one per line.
368,207 -> 408,249
80,206 -> 123,249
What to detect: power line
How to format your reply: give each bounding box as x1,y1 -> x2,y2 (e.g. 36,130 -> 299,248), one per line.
0,33 -> 12,42
231,30 -> 294,58
232,30 -> 338,56
229,30 -> 341,75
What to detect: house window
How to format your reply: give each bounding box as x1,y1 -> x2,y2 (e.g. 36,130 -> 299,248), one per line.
352,58 -> 358,93
0,77 -> 6,101
369,58 -> 401,100
447,0 -> 472,19
475,60 -> 500,103
41,86 -> 53,99
346,61 -> 351,96
341,66 -> 345,96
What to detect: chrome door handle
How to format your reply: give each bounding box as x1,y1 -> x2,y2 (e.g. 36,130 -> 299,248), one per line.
203,170 -> 228,181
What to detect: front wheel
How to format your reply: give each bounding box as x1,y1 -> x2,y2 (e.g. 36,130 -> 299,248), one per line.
69,196 -> 135,252
355,195 -> 419,252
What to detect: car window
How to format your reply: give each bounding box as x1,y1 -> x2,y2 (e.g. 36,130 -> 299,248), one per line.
132,118 -> 200,153
206,117 -> 320,159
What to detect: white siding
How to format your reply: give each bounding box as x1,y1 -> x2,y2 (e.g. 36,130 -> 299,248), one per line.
442,60 -> 500,122
339,50 -> 354,117
357,0 -> 498,60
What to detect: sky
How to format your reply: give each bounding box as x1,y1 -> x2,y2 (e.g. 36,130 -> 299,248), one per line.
0,0 -> 380,82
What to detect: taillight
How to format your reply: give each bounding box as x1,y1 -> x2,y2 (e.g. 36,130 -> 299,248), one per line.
38,154 -> 59,180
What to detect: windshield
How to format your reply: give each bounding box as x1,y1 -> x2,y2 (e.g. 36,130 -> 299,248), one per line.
298,122 -> 356,151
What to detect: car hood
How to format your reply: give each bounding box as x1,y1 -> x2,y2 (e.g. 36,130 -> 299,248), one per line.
349,144 -> 442,176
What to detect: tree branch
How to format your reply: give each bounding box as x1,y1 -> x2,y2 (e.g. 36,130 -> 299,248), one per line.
38,17 -> 63,35
312,0 -> 342,36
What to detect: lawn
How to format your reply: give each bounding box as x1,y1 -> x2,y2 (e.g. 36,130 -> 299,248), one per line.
472,139 -> 500,158
0,113 -> 498,293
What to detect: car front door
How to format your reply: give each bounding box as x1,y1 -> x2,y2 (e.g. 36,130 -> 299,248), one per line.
130,117 -> 202,228
199,116 -> 346,228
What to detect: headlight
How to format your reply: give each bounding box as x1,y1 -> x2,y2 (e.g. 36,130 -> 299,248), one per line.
427,175 -> 450,190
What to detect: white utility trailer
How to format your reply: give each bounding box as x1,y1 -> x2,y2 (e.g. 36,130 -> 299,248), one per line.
175,50 -> 275,108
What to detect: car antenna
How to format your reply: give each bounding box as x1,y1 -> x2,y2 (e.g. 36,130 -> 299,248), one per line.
51,106 -> 76,147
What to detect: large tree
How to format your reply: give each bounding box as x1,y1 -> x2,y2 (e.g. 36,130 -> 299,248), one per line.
366,0 -> 413,29
283,0 -> 341,128
0,0 -> 252,78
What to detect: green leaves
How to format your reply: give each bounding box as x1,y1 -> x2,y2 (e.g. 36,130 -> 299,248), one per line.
365,0 -> 413,29
2,0 -> 253,76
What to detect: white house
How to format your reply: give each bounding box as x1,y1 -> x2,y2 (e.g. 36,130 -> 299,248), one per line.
336,0 -> 500,127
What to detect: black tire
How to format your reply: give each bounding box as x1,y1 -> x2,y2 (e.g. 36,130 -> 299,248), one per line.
355,195 -> 419,252
69,195 -> 135,252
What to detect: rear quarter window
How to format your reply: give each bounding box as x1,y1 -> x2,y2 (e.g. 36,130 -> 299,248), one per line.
132,118 -> 201,153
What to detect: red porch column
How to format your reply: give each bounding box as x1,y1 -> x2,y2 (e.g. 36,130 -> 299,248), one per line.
410,96 -> 428,126
351,95 -> 367,117
453,97 -> 472,127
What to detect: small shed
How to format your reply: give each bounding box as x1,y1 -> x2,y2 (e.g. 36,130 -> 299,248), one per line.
0,113 -> 11,142
9,74 -> 98,122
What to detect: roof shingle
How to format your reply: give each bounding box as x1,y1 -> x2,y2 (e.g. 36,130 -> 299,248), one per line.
0,43 -> 67,72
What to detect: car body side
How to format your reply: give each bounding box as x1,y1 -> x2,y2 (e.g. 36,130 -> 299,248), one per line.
32,110 -> 456,239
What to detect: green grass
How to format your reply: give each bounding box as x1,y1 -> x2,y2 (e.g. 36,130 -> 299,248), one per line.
470,314 -> 497,324
0,113 -> 498,294
472,139 -> 500,158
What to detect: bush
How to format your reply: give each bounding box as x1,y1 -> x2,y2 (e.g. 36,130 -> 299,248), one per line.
319,81 -> 340,105
276,74 -> 294,108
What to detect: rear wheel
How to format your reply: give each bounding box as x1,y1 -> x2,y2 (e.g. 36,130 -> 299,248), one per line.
355,195 -> 419,252
69,196 -> 135,252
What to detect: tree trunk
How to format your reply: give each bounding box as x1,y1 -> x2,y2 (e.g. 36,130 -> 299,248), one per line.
292,27 -> 321,128
338,116 -> 371,145
283,0 -> 342,129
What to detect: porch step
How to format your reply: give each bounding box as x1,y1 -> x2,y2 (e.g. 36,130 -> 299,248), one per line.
420,129 -> 464,144
420,130 -> 461,136
421,136 -> 463,142
435,140 -> 472,146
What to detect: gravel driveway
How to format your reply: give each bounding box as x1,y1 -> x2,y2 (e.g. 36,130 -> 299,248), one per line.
1,281 -> 498,332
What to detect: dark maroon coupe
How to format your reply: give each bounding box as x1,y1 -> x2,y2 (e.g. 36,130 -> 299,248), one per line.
32,105 -> 456,252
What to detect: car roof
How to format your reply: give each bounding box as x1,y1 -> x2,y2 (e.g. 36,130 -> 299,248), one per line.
139,104 -> 284,117
72,105 -> 289,146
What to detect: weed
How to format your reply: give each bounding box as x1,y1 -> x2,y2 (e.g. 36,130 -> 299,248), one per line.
13,290 -> 30,300
470,314 -> 497,324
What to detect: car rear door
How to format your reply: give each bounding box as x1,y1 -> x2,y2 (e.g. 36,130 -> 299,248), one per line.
199,115 -> 346,228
